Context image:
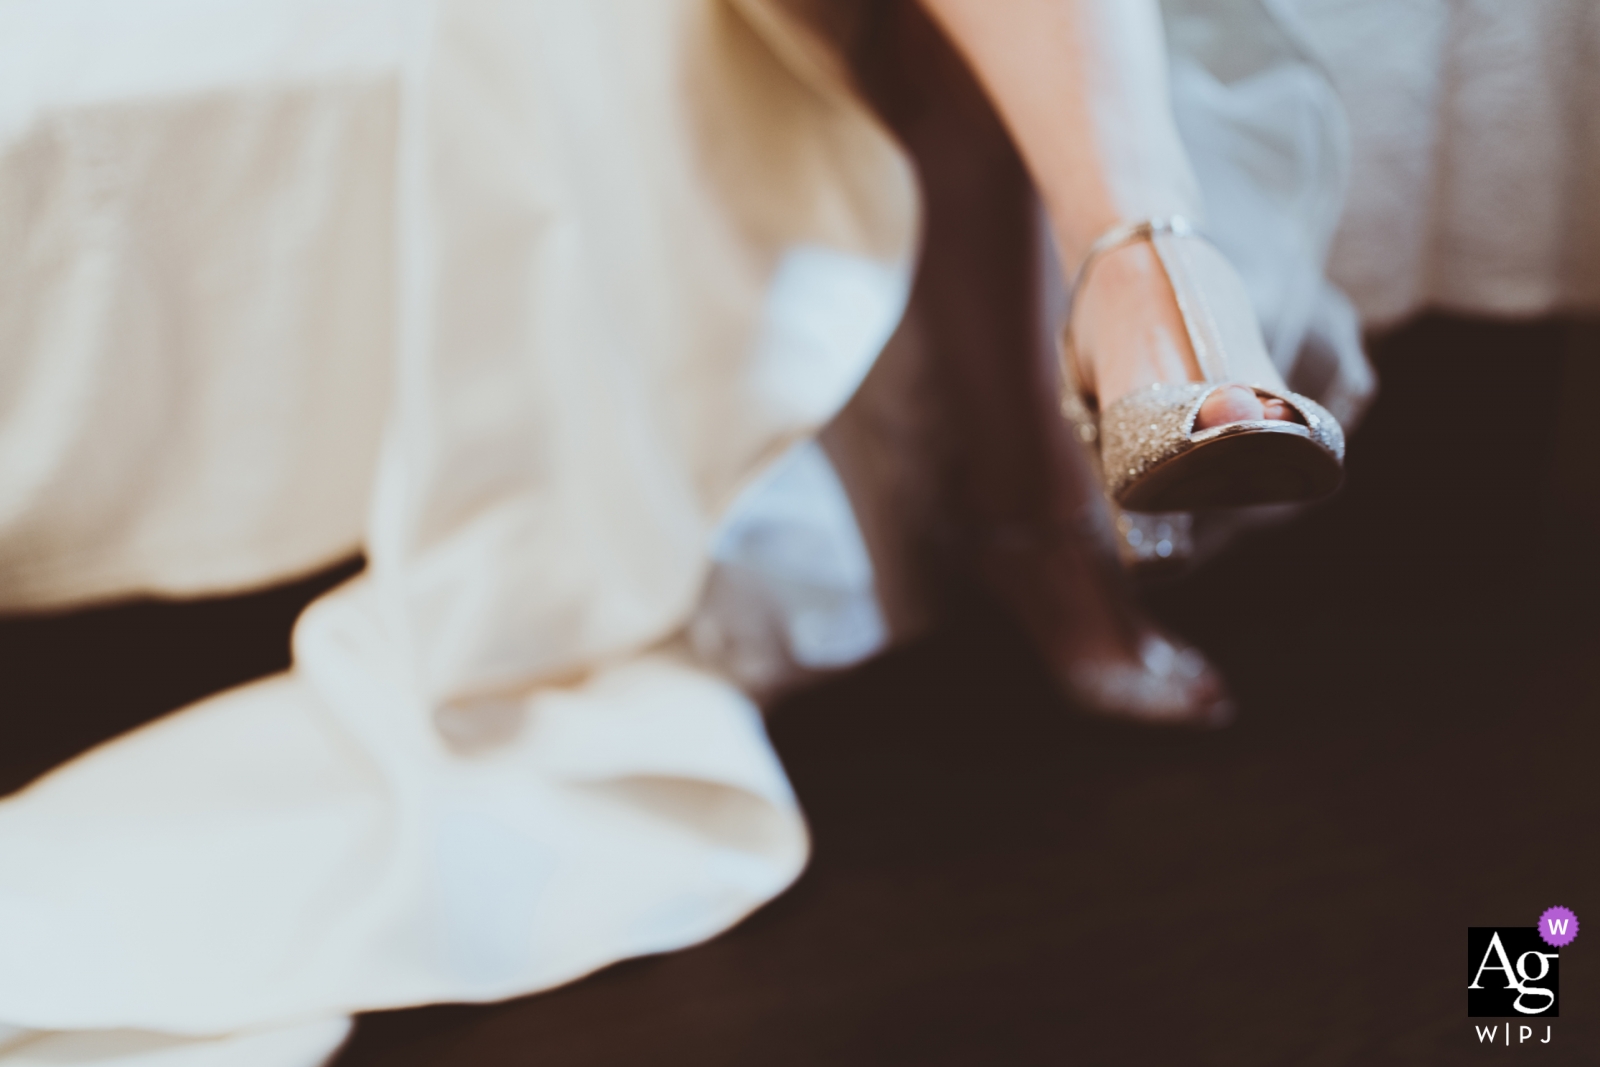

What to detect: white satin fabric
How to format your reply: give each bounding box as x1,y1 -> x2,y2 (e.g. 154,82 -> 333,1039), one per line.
0,1 -> 912,1062
0,1019 -> 353,1067
1281,0 -> 1600,326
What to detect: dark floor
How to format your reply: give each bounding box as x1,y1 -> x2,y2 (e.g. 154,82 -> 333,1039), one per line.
4,316 -> 1597,1065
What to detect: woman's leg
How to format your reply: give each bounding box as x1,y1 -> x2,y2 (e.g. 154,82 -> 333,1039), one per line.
854,2 -> 1227,723
917,0 -> 1291,429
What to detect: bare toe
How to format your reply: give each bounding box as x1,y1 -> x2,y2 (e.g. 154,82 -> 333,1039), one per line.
1260,397 -> 1295,422
1196,384 -> 1265,429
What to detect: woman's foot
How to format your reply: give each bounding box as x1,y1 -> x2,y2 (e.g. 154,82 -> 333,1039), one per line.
978,522 -> 1233,728
1071,241 -> 1294,431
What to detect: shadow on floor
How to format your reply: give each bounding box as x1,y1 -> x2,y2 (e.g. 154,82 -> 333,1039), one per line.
1,317 -> 1594,1064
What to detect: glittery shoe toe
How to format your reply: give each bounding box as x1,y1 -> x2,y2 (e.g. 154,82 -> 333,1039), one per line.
1102,382 -> 1344,512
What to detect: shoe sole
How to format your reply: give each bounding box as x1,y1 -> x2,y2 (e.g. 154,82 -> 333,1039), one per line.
1116,423 -> 1344,512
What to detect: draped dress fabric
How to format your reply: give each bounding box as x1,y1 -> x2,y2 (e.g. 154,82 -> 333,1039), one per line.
0,1 -> 914,1063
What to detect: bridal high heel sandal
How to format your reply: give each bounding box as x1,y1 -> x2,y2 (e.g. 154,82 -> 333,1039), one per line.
1060,217 -> 1344,519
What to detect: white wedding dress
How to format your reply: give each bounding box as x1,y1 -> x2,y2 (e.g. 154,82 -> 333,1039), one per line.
2,2 -> 1595,1064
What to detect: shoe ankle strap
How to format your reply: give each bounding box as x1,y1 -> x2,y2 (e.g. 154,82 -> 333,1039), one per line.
1059,216 -> 1198,401
1064,215 -> 1196,331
